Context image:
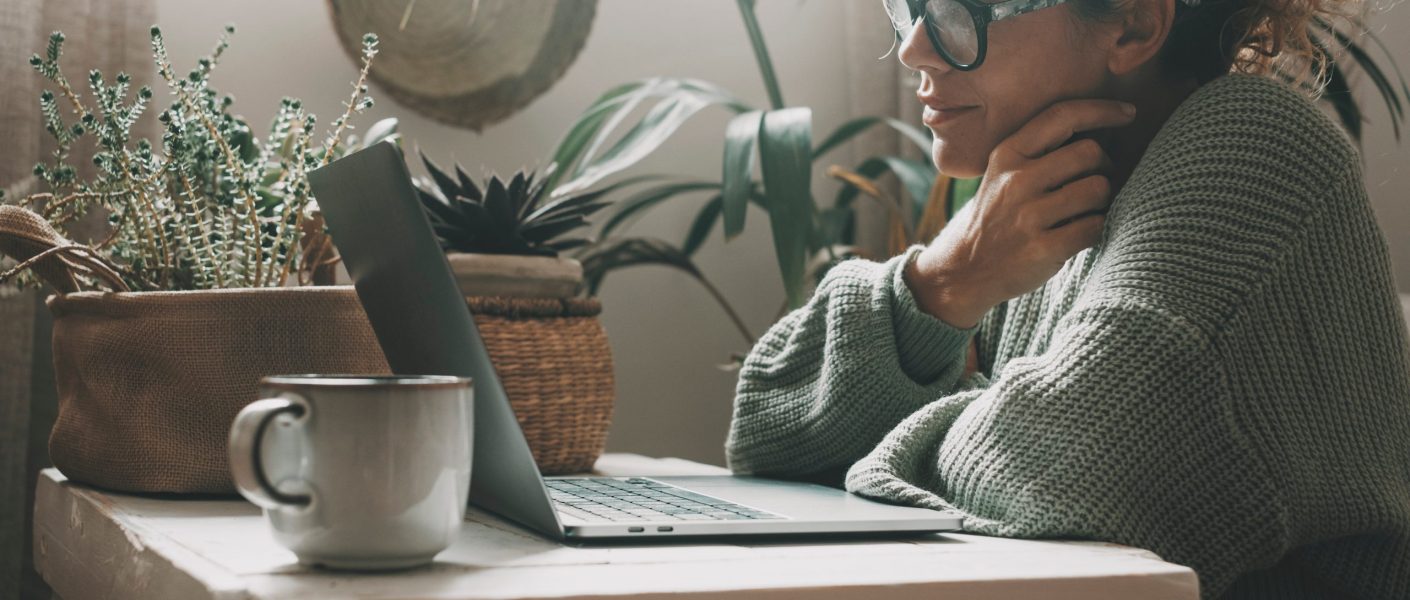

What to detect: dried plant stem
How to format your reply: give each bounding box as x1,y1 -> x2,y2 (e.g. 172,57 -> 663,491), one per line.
320,45 -> 376,166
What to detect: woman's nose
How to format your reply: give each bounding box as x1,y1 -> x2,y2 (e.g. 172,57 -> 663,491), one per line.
897,18 -> 951,75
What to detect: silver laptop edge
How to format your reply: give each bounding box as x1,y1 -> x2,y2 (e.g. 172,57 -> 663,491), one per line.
309,141 -> 963,540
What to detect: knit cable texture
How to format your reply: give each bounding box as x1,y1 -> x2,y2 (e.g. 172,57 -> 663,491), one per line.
724,74 -> 1410,599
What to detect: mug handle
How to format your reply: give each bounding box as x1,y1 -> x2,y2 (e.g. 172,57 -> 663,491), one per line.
229,396 -> 312,509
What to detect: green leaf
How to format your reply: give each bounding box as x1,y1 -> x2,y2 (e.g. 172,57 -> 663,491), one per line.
530,173 -> 667,226
1362,30 -> 1410,115
736,0 -> 785,110
722,110 -> 763,240
481,175 -> 516,233
683,194 -> 724,256
525,189 -> 610,224
520,215 -> 589,244
811,116 -> 932,160
549,78 -> 751,196
877,156 -> 937,223
949,177 -> 981,219
555,92 -> 714,198
598,180 -> 722,239
545,80 -> 649,193
832,157 -> 890,214
577,237 -> 704,296
1315,17 -> 1404,141
419,150 -> 465,203
416,188 -> 460,225
757,107 -> 814,310
574,80 -> 667,180
360,117 -> 399,149
1320,47 -> 1364,144
545,238 -> 592,253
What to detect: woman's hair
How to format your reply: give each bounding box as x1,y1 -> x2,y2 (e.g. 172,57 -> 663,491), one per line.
1071,0 -> 1364,92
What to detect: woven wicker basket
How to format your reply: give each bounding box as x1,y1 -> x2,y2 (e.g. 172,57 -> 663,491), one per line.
467,295 -> 614,474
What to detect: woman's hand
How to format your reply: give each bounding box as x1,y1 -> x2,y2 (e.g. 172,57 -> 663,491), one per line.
906,99 -> 1137,328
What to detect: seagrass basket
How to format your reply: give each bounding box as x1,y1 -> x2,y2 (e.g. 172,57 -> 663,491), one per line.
466,295 -> 614,474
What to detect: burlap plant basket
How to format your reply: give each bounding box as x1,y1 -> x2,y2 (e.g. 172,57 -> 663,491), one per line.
1,205 -> 615,493
47,288 -> 391,493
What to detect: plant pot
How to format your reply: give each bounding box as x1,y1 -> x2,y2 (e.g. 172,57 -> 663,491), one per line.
47,286 -> 392,494
446,252 -> 614,474
447,253 -> 582,299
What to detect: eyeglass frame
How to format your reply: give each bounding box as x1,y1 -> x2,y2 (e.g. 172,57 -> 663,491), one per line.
886,0 -> 1070,71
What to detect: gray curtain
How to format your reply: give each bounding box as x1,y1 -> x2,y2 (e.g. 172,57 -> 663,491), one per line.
0,1 -> 155,598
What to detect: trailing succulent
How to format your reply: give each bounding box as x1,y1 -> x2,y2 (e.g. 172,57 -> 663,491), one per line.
414,152 -> 610,257
1,26 -> 393,291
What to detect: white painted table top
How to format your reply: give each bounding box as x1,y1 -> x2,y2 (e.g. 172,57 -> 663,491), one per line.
33,454 -> 1198,600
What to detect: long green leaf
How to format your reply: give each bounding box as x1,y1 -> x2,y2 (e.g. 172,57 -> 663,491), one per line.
577,237 -> 703,295
359,117 -> 400,149
545,80 -> 651,193
548,78 -> 753,196
831,156 -> 932,223
574,79 -> 670,181
1320,43 -> 1364,144
1315,17 -> 1404,140
812,116 -> 933,160
598,181 -> 722,239
877,156 -> 937,224
1362,29 -> 1410,111
736,0 -> 785,110
576,236 -> 756,345
555,92 -> 714,198
757,107 -> 814,309
683,194 -> 724,256
722,110 -> 763,240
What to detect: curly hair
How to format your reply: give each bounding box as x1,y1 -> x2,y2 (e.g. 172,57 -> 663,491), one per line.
1072,0 -> 1364,92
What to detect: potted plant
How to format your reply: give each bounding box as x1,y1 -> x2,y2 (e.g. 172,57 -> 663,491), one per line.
0,26 -> 397,494
413,155 -> 607,299
411,153 -> 618,474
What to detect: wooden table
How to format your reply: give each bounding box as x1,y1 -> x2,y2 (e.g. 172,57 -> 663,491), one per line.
33,454 -> 1198,599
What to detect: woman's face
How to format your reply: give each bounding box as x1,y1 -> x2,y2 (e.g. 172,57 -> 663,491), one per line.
899,5 -> 1114,178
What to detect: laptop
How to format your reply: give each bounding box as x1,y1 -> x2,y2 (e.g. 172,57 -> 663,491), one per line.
308,140 -> 963,541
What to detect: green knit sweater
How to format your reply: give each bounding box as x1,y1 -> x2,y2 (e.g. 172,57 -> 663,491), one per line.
725,73 -> 1410,599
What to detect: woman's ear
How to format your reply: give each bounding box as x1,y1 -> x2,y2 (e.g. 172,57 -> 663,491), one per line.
1107,0 -> 1176,75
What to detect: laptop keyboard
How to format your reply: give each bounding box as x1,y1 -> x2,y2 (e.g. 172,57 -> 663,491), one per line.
547,477 -> 786,523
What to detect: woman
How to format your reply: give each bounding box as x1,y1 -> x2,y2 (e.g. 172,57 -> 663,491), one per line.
724,0 -> 1410,597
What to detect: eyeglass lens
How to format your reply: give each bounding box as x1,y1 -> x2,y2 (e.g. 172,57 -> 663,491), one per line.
883,0 -> 981,67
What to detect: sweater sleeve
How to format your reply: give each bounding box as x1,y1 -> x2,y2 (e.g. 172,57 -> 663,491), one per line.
723,244 -> 984,478
844,297 -> 1291,598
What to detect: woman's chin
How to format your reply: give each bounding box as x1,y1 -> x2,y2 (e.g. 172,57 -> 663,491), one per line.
933,155 -> 985,180
931,142 -> 987,180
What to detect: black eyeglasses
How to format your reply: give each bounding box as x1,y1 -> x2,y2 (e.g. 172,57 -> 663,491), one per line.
883,0 -> 1069,71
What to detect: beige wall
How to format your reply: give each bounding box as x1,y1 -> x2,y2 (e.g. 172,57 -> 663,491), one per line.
1360,4 -> 1410,292
153,0 -> 1410,468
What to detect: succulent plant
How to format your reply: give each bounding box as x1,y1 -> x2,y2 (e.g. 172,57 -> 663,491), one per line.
414,151 -> 610,257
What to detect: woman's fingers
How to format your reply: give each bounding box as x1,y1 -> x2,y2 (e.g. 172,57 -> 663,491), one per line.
1001,99 -> 1136,159
1033,137 -> 1112,192
1048,211 -> 1107,258
1036,174 -> 1112,230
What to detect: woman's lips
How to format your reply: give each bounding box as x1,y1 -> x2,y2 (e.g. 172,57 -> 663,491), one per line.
922,105 -> 978,127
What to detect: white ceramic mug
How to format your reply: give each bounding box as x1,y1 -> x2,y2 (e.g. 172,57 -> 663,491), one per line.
229,375 -> 473,570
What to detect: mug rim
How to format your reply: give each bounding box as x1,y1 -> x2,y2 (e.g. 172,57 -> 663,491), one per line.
260,374 -> 472,390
